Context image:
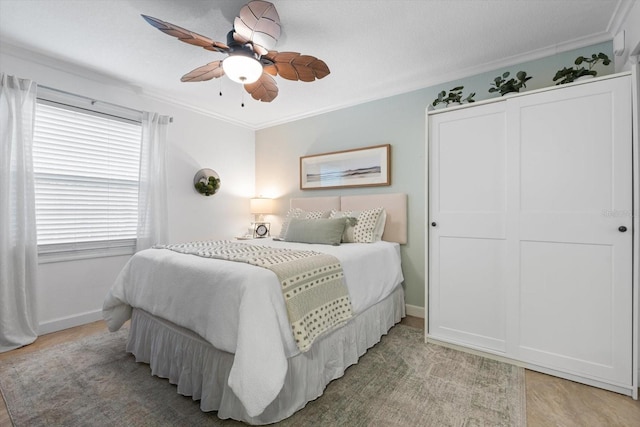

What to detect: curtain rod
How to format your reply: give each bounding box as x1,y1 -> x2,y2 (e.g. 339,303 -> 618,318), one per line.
38,84 -> 174,123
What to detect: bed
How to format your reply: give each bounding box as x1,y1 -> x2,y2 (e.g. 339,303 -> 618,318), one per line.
103,193 -> 408,425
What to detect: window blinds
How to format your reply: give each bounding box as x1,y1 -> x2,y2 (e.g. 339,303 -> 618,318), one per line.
33,101 -> 142,259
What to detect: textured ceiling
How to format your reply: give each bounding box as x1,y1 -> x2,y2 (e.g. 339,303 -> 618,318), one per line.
0,0 -> 630,129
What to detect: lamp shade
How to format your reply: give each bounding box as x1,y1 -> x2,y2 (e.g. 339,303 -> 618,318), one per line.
250,197 -> 274,215
223,55 -> 263,84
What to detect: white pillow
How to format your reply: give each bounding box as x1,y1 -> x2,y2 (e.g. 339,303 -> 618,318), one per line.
330,207 -> 386,243
278,208 -> 331,239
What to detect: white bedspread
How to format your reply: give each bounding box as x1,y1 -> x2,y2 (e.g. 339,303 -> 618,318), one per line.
102,239 -> 403,417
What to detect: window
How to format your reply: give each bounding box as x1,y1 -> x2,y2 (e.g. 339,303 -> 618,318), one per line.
32,96 -> 142,262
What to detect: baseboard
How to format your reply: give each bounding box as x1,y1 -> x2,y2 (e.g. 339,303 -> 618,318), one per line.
405,304 -> 425,318
38,309 -> 103,335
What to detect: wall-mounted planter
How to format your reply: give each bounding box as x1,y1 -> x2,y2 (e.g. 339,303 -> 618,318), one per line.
193,168 -> 221,196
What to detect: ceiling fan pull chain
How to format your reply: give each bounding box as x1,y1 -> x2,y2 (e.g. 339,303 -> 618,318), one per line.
241,90 -> 245,108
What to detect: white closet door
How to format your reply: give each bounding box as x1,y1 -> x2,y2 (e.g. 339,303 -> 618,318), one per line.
515,77 -> 632,385
428,102 -> 509,352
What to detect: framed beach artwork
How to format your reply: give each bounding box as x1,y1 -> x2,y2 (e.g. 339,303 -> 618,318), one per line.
300,144 -> 391,190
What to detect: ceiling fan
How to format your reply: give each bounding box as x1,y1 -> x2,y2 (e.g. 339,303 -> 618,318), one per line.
142,0 -> 330,103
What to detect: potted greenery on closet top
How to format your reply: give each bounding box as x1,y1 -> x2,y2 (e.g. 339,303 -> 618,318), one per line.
431,86 -> 475,109
488,71 -> 532,96
553,52 -> 611,85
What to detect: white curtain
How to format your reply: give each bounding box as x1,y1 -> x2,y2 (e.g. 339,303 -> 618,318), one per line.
0,74 -> 39,352
136,112 -> 170,251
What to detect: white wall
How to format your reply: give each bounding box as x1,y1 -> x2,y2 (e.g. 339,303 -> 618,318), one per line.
1,46 -> 256,334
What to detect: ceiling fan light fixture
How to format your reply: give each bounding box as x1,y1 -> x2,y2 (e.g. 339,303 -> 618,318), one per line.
142,1 -> 330,103
222,55 -> 263,84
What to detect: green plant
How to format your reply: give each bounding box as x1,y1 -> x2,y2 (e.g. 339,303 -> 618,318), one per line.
432,86 -> 475,107
553,52 -> 611,85
488,71 -> 532,96
195,175 -> 221,196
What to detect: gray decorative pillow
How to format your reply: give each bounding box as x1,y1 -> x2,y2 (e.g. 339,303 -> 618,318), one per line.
330,207 -> 385,243
284,218 -> 349,245
278,208 -> 331,239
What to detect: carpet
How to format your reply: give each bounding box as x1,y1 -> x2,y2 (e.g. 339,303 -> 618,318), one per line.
0,324 -> 526,426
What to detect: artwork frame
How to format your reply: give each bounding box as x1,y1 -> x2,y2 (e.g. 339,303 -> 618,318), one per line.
300,144 -> 391,190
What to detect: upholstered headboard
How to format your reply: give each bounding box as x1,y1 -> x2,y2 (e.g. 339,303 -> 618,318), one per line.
290,193 -> 407,244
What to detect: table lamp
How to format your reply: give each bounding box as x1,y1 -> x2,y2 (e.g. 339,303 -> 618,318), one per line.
249,197 -> 273,237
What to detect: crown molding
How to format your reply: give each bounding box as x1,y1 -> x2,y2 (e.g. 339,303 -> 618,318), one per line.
0,40 -> 255,130
252,31 -> 614,130
0,40 -> 143,92
607,0 -> 634,35
1,28 -> 616,132
139,87 -> 256,130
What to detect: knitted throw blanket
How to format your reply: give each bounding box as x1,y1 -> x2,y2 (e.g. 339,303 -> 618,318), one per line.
154,240 -> 353,352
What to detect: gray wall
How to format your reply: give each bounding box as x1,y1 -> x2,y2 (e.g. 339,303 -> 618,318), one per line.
256,41 -> 614,310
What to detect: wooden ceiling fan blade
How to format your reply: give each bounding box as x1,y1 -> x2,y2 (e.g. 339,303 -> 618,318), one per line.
181,61 -> 225,82
244,73 -> 278,102
304,57 -> 330,80
231,31 -> 268,56
264,51 -> 296,62
141,14 -> 229,52
263,64 -> 278,76
231,28 -> 269,57
274,63 -> 298,81
232,31 -> 249,45
291,55 -> 325,82
234,22 -> 278,54
234,1 -> 281,53
294,67 -> 316,83
291,54 -> 330,80
265,51 -> 331,82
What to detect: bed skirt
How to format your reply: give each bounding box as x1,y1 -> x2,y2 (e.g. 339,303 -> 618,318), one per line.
126,285 -> 406,425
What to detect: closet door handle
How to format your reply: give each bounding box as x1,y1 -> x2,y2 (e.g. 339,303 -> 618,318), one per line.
431,222 -> 437,227
618,226 -> 627,232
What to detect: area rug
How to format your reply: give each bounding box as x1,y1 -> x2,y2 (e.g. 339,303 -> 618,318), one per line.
0,324 -> 525,426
